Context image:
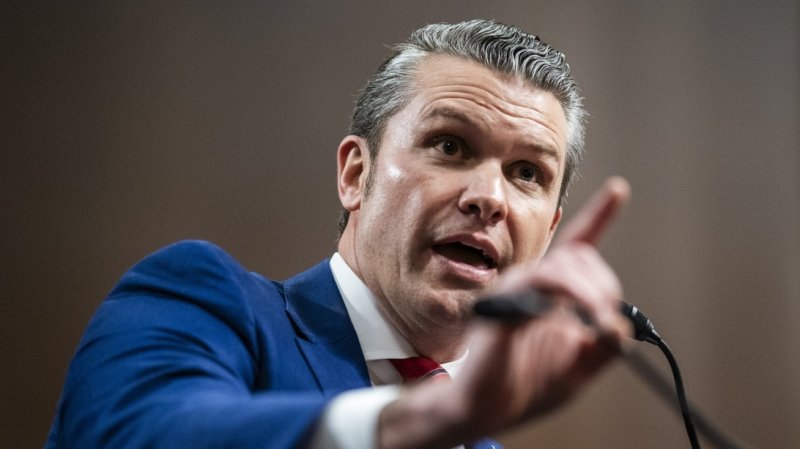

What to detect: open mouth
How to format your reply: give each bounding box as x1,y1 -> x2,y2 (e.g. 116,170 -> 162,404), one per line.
432,242 -> 497,270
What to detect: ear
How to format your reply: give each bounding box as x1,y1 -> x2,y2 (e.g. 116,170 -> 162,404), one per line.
337,135 -> 370,212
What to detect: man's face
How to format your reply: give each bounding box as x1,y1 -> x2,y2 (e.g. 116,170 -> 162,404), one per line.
341,54 -> 567,345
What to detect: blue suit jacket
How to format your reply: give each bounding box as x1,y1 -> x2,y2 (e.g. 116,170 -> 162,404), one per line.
46,240 -> 501,449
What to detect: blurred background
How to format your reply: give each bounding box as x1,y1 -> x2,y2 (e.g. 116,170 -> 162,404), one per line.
3,1 -> 798,448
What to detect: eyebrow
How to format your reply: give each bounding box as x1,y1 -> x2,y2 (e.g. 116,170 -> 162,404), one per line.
421,107 -> 562,164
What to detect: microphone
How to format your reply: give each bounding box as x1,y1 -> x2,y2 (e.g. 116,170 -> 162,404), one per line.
473,290 -> 662,345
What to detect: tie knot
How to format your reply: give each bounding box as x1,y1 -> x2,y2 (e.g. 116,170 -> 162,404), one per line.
389,357 -> 450,384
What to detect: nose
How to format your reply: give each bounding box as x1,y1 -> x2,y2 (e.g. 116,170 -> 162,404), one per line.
457,163 -> 509,224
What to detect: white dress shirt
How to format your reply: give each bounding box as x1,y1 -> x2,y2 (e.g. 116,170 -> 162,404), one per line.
308,253 -> 467,449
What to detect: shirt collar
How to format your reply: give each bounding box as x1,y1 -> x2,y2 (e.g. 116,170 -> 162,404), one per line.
329,253 -> 417,361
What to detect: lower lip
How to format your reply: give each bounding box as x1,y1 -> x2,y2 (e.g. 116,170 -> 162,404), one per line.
430,251 -> 498,285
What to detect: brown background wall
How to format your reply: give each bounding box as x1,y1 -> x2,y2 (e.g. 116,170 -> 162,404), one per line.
3,1 -> 799,448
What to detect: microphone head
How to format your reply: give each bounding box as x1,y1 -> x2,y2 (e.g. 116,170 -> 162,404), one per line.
620,301 -> 662,345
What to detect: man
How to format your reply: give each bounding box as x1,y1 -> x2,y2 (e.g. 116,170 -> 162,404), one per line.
46,20 -> 631,449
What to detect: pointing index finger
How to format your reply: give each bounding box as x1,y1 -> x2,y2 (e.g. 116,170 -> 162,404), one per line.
555,176 -> 631,246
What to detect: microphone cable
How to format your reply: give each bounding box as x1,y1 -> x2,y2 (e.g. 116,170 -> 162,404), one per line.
474,293 -> 758,449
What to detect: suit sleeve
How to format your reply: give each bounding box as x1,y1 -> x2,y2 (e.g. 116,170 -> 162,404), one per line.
47,241 -> 327,449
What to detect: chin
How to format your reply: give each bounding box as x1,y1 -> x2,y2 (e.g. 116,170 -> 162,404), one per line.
421,289 -> 477,328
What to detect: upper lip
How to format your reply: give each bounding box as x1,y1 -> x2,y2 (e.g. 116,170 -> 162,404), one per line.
433,233 -> 503,269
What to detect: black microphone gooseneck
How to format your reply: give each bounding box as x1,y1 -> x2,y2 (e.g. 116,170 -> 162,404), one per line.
620,302 -> 757,449
619,301 -> 701,449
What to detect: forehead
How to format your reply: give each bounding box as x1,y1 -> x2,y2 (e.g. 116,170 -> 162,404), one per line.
398,54 -> 569,154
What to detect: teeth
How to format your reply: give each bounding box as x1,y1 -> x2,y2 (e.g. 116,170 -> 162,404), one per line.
477,248 -> 495,266
450,240 -> 496,267
464,243 -> 486,255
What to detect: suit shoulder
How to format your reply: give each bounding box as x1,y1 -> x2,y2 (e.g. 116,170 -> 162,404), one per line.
114,240 -> 267,290
106,240 -> 285,332
141,239 -> 245,272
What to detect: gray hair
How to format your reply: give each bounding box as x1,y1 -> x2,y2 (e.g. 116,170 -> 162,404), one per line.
339,19 -> 586,233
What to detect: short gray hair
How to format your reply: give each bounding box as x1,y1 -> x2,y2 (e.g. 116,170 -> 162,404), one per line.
339,19 -> 586,233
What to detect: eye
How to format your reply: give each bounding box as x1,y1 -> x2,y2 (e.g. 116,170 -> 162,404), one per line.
432,136 -> 464,157
512,162 -> 541,184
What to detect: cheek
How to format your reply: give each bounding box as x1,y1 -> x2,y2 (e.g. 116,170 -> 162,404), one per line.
385,163 -> 403,180
381,159 -> 448,215
512,209 -> 558,261
364,166 -> 429,241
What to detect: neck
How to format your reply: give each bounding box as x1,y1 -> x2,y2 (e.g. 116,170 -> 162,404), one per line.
338,222 -> 469,363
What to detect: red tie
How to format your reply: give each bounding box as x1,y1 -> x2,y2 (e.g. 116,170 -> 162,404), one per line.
389,357 -> 450,383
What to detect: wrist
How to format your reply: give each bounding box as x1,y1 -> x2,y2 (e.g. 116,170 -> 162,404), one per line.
377,382 -> 475,449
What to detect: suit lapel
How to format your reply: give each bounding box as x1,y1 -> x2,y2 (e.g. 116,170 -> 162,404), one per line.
283,260 -> 370,397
